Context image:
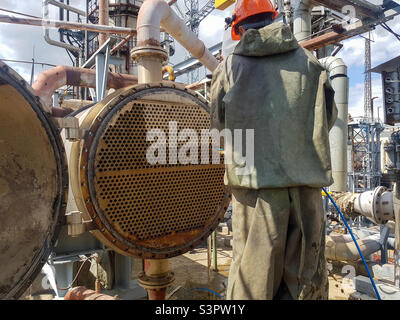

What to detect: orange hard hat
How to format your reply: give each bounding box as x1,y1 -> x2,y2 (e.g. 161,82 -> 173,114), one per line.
231,0 -> 279,41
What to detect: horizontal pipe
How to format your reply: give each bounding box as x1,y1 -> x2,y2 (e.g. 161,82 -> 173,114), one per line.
51,106 -> 74,117
32,66 -> 138,109
43,0 -> 81,52
47,0 -> 86,17
64,286 -> 118,300
0,14 -> 136,36
331,188 -> 395,224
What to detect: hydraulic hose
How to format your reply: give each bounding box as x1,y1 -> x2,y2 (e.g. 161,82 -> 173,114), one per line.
322,187 -> 382,300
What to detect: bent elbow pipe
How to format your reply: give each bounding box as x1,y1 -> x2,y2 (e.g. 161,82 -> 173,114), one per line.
42,0 -> 81,53
318,56 -> 348,80
32,66 -> 138,110
326,235 -> 381,262
136,0 -> 219,72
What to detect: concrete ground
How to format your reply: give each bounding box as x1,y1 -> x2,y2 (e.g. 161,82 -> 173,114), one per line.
166,229 -> 359,300
166,230 -> 233,300
23,227 -> 378,300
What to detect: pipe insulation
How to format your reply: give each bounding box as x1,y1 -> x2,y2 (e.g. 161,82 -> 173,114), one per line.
326,233 -> 382,262
319,56 -> 349,192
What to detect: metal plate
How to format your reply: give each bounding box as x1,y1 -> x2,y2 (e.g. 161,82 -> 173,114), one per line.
81,83 -> 230,259
0,62 -> 68,299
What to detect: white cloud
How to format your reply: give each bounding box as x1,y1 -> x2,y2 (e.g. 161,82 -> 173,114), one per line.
0,0 -> 84,82
336,15 -> 400,118
337,17 -> 400,68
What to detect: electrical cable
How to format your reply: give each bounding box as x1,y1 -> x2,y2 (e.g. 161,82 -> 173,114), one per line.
322,187 -> 382,300
380,22 -> 400,41
56,257 -> 93,291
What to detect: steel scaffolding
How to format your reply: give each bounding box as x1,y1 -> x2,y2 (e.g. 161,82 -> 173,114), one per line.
348,119 -> 384,193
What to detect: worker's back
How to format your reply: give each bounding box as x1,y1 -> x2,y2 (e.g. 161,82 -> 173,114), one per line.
211,22 -> 337,190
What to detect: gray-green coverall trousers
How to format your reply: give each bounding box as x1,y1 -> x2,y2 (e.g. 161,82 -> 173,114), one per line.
226,187 -> 328,300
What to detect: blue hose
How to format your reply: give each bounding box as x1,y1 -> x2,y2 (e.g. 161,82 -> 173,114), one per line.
322,187 -> 382,300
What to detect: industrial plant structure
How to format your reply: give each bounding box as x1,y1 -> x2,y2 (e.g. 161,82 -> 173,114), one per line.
1,0 -> 400,301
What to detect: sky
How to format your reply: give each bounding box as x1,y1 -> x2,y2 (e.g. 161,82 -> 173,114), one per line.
0,0 -> 399,120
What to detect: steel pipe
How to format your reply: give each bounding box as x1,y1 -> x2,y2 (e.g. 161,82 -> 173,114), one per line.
43,0 -> 81,53
293,0 -> 313,42
330,188 -> 396,224
99,0 -> 110,46
32,66 -> 138,109
319,56 -> 349,192
64,286 -> 119,300
47,0 -> 86,17
354,187 -> 395,224
0,14 -> 136,36
131,0 -> 219,83
138,259 -> 175,300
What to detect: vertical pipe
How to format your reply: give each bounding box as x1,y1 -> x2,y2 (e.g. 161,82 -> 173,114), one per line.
144,259 -> 170,300
319,57 -> 349,192
393,181 -> 400,287
137,55 -> 164,84
59,0 -> 64,42
99,0 -> 109,46
131,0 -> 219,81
293,0 -> 313,42
207,235 -> 212,275
212,231 -> 218,271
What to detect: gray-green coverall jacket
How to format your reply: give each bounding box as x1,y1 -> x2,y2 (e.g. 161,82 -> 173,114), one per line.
210,22 -> 338,300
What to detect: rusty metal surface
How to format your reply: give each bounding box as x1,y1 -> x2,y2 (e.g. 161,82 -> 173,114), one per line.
79,83 -> 230,259
301,16 -> 394,51
32,66 -> 138,109
64,286 -> 119,300
0,61 -> 67,299
98,0 -> 110,46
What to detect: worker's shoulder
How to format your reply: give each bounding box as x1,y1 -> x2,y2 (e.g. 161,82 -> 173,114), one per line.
298,47 -> 325,71
212,54 -> 234,78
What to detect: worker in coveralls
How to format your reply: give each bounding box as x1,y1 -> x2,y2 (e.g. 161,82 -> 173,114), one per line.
210,0 -> 338,299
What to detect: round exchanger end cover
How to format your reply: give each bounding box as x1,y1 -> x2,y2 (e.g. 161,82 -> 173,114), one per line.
0,62 -> 68,299
72,83 -> 231,259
